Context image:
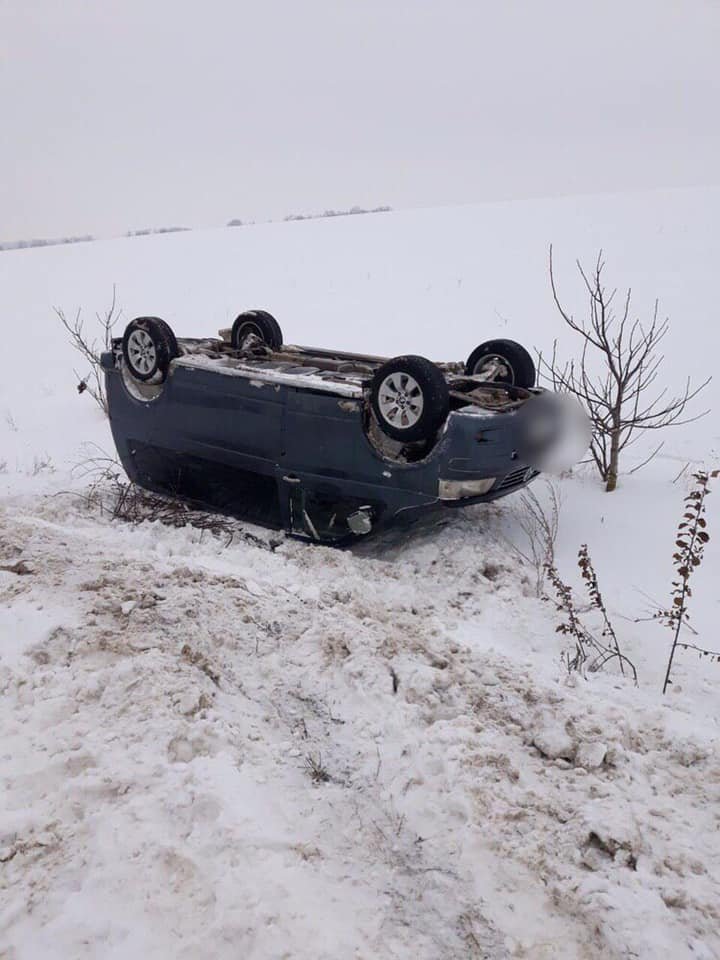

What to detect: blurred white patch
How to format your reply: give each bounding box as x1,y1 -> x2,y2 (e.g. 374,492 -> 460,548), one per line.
519,393 -> 591,474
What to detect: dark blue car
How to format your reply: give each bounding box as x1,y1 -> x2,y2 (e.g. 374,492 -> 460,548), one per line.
102,310 -> 545,542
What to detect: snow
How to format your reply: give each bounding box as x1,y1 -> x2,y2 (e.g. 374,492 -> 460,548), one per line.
176,353 -> 365,398
1,188 -> 720,959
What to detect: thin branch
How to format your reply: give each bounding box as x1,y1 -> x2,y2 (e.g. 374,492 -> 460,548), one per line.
628,442 -> 665,474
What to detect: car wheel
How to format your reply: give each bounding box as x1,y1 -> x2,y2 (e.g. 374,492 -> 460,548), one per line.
371,355 -> 450,442
465,339 -> 536,388
122,317 -> 179,383
231,310 -> 283,351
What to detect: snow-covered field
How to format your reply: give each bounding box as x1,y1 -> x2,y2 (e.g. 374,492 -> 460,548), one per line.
1,189 -> 719,959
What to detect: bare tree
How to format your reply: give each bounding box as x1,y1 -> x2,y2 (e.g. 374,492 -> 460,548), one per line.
539,248 -> 710,491
55,287 -> 121,415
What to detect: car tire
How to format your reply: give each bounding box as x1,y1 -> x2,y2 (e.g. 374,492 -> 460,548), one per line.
231,310 -> 283,351
122,317 -> 179,383
465,339 -> 536,388
371,355 -> 450,442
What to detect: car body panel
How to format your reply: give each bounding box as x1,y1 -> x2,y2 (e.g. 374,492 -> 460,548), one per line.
103,340 -> 539,542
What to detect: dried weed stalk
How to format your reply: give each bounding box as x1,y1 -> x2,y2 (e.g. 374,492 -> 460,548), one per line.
69,448 -> 281,551
547,550 -> 637,682
304,754 -> 331,784
659,469 -> 720,693
508,479 -> 561,596
578,544 -> 626,676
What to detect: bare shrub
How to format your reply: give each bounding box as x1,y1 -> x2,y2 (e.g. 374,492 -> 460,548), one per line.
506,479 -> 561,596
31,454 -> 54,476
539,248 -> 710,491
70,448 -> 281,551
547,553 -> 637,681
658,469 -> 720,693
55,287 -> 121,415
304,753 -> 331,784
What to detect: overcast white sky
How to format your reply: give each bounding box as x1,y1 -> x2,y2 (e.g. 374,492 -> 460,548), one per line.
2,0 -> 720,239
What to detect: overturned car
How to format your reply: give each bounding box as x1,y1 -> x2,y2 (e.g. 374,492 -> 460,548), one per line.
102,310 -> 574,543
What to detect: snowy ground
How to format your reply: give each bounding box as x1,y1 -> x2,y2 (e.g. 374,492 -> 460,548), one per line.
1,189 -> 719,958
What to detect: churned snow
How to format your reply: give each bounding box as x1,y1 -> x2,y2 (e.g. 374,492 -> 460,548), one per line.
1,188 -> 719,959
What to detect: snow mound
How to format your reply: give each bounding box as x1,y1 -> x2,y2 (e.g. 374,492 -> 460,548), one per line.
1,493 -> 719,960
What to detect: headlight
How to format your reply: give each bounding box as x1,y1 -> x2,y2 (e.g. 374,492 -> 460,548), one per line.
438,477 -> 496,500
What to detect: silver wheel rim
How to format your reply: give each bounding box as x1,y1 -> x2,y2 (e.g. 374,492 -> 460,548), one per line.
473,353 -> 514,383
378,372 -> 424,430
127,328 -> 157,375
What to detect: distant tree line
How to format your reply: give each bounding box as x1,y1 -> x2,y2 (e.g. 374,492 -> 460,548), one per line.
0,235 -> 94,252
227,205 -> 392,227
2,206 -> 394,251
126,226 -> 190,237
284,205 -> 392,223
